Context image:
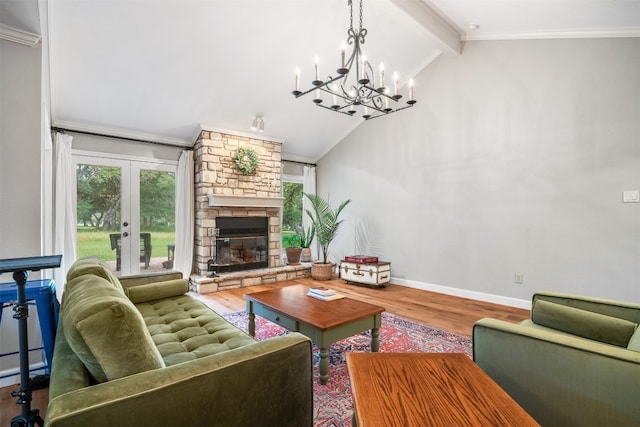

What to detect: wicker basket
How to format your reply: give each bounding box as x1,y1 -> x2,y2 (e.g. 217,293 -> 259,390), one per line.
311,262 -> 334,281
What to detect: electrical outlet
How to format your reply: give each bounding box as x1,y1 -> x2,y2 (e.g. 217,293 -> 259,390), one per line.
515,273 -> 524,284
623,190 -> 640,203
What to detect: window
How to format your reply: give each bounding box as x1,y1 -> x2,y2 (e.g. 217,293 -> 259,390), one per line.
282,175 -> 303,248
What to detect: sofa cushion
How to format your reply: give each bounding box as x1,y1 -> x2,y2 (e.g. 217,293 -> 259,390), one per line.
136,295 -> 257,366
66,256 -> 124,294
62,274 -> 165,382
532,299 -> 637,347
126,279 -> 189,303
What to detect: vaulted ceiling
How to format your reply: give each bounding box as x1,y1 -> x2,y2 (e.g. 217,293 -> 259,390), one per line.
2,0 -> 639,162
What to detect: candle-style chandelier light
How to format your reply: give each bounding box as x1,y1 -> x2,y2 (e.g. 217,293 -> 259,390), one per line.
292,0 -> 416,120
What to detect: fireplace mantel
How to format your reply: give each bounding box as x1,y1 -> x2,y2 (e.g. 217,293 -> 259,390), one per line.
208,194 -> 284,208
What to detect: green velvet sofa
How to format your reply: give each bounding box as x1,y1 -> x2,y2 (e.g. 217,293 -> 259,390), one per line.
45,257 -> 313,427
473,291 -> 640,426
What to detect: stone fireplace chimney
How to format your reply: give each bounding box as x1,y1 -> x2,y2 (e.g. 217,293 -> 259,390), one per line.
193,128 -> 283,276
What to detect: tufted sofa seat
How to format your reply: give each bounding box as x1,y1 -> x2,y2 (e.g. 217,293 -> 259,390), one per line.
137,295 -> 257,366
45,257 -> 313,427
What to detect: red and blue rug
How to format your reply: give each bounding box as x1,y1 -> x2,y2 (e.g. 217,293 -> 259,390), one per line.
222,311 -> 472,427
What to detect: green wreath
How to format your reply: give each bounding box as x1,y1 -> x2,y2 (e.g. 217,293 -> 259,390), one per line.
233,146 -> 259,175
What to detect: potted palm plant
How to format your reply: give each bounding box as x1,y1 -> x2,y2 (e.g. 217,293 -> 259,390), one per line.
298,224 -> 315,262
304,193 -> 351,280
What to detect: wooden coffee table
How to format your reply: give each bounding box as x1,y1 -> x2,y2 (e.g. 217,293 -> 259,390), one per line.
245,284 -> 385,384
346,353 -> 540,426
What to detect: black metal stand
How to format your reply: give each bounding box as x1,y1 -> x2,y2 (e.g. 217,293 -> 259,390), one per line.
10,269 -> 43,427
0,255 -> 61,427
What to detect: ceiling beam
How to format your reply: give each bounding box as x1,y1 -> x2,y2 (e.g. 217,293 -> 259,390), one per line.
0,24 -> 41,47
387,0 -> 461,56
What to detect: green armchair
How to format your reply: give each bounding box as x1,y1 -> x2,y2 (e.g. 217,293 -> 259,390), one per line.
473,291 -> 640,426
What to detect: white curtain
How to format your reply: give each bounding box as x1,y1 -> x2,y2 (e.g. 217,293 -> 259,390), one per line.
53,132 -> 76,301
302,165 -> 317,259
173,150 -> 194,278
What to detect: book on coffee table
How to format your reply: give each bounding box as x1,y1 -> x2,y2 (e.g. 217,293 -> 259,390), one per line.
307,291 -> 345,301
308,286 -> 337,297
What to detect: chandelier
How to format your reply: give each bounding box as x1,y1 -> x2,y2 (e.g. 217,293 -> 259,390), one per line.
292,0 -> 416,120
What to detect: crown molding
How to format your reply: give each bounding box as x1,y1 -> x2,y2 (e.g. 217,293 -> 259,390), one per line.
464,27 -> 640,41
0,24 -> 41,47
198,124 -> 285,144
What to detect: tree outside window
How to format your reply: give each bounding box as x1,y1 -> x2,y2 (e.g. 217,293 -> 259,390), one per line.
282,181 -> 303,247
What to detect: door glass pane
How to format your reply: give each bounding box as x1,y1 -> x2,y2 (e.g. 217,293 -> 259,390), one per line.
139,169 -> 176,272
76,164 -> 122,274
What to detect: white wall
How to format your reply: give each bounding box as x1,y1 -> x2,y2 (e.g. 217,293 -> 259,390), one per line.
0,40 -> 43,259
0,39 -> 46,383
71,131 -> 183,161
317,38 -> 640,306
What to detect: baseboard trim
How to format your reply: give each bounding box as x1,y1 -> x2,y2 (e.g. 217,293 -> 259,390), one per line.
391,277 -> 531,310
0,363 -> 46,389
0,377 -> 17,388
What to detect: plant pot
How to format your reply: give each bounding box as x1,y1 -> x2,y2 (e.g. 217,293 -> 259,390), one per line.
285,247 -> 303,265
300,247 -> 312,262
311,262 -> 334,281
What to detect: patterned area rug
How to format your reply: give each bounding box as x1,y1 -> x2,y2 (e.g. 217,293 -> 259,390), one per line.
222,311 -> 473,427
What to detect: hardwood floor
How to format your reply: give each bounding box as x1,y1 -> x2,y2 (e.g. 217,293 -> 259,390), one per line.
0,384 -> 49,426
0,278 -> 530,425
197,278 -> 531,337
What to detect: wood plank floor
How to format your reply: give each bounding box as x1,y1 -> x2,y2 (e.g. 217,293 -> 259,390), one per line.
0,279 -> 530,425
197,278 -> 531,337
0,384 -> 49,426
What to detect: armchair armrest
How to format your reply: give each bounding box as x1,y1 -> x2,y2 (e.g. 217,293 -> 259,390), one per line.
473,318 -> 640,426
533,291 -> 640,323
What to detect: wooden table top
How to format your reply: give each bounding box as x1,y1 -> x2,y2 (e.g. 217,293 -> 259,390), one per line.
245,284 -> 385,331
346,353 -> 540,427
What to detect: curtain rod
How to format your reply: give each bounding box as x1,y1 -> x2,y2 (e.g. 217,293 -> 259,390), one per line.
51,127 -> 194,151
282,159 -> 317,167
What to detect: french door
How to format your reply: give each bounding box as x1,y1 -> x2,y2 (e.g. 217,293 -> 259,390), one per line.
74,154 -> 176,276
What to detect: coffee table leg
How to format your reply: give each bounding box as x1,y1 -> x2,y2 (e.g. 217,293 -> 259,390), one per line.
371,327 -> 380,352
248,311 -> 256,337
319,347 -> 329,385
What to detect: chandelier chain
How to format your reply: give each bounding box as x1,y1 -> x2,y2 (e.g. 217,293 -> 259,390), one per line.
348,0 -> 364,31
349,0 -> 353,31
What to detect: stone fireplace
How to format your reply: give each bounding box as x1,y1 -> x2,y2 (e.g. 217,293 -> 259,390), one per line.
191,128 -> 310,293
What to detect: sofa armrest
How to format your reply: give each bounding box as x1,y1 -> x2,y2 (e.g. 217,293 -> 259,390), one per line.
534,291 -> 640,323
473,318 -> 640,426
45,333 -> 313,427
118,271 -> 183,289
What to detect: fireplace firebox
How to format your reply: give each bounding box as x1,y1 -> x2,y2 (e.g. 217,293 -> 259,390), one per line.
208,217 -> 269,274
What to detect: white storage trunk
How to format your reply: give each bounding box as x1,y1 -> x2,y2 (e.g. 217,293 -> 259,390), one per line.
340,261 -> 391,287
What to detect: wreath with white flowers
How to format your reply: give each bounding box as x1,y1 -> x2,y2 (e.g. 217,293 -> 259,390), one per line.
233,146 -> 259,175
